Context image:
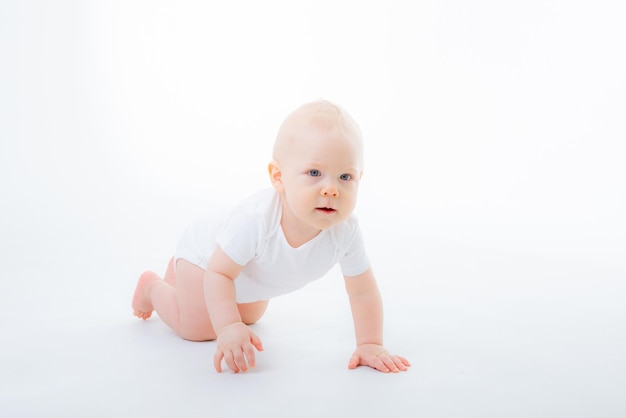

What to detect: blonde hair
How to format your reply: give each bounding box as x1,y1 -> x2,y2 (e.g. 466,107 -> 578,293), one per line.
272,100 -> 363,165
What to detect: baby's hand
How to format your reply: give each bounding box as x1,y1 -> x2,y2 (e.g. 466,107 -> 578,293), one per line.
214,322 -> 263,373
348,344 -> 410,373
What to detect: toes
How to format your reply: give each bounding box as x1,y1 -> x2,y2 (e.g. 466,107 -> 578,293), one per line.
133,309 -> 152,320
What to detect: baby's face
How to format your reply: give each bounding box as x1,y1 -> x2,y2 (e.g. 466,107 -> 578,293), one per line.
277,123 -> 362,233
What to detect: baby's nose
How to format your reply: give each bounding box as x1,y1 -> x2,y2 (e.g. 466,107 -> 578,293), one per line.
321,184 -> 339,197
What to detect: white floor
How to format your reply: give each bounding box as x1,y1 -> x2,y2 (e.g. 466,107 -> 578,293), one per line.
1,218 -> 624,418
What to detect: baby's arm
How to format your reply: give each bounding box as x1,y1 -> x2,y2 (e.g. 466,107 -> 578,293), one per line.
205,246 -> 263,373
344,268 -> 410,373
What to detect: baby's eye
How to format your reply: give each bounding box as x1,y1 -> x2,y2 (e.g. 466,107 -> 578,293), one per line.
308,169 -> 321,177
340,173 -> 352,181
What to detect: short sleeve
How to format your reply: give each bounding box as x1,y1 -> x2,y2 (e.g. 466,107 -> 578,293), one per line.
215,206 -> 264,266
337,217 -> 371,277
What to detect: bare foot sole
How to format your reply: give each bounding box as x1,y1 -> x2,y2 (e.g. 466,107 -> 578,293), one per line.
132,271 -> 158,320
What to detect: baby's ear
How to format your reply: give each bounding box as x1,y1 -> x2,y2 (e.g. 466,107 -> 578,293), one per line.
268,161 -> 284,191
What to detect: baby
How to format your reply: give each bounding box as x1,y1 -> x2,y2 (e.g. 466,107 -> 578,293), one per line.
132,100 -> 410,374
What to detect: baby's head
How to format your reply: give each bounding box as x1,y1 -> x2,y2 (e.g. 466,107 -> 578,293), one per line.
269,100 -> 365,233
272,100 -> 364,169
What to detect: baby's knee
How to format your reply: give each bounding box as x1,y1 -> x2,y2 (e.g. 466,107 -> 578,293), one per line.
178,327 -> 216,342
179,332 -> 215,342
238,300 -> 269,325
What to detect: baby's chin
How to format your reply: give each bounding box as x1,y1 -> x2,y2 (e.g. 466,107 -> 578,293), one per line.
312,214 -> 350,230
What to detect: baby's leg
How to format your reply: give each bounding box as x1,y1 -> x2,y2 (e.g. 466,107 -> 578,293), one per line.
170,259 -> 216,341
171,261 -> 268,339
133,258 -> 269,341
132,258 -> 216,341
164,256 -> 176,286
132,257 -> 175,319
239,300 -> 269,325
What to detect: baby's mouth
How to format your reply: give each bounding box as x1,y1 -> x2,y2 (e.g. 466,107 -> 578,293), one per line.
316,207 -> 336,213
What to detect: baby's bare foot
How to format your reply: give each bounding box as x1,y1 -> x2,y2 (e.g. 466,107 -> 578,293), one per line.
132,271 -> 158,320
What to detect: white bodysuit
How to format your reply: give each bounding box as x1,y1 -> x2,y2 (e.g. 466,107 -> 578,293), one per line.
174,188 -> 370,303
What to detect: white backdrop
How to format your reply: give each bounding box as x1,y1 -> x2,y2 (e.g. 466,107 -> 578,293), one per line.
2,1 -> 624,267
1,1 -> 625,417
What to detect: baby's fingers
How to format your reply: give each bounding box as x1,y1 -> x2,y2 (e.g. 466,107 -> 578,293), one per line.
232,348 -> 248,372
380,354 -> 411,373
250,332 -> 264,352
380,355 -> 400,372
348,353 -> 360,370
219,346 -> 256,373
362,355 -> 388,372
222,350 -> 246,373
214,350 -> 224,373
395,355 -> 411,369
215,349 -> 240,373
243,343 -> 257,369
